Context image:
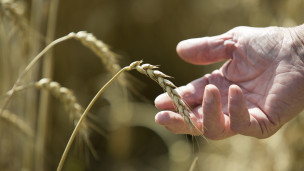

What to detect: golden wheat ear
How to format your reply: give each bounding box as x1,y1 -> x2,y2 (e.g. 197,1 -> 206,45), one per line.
58,60 -> 203,171
72,31 -> 143,96
35,78 -> 107,134
127,61 -> 203,135
35,78 -> 107,159
0,109 -> 34,137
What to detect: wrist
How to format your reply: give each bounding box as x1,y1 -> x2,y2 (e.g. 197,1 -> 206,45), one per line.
288,24 -> 304,63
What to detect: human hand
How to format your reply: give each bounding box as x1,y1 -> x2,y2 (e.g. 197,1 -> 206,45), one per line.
154,25 -> 304,139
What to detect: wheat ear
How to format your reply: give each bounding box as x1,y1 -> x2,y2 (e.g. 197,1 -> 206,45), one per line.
0,33 -> 75,116
130,61 -> 202,133
35,78 -> 103,158
71,31 -> 121,75
0,31 -> 121,116
0,109 -> 34,138
35,78 -> 82,121
2,78 -> 103,135
0,0 -> 26,20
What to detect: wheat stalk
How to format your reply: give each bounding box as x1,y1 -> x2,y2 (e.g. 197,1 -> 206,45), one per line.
57,60 -> 202,171
0,31 -> 123,116
189,156 -> 199,171
35,0 -> 60,169
57,66 -> 128,171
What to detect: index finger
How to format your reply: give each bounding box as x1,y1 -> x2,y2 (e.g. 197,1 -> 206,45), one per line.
176,32 -> 236,65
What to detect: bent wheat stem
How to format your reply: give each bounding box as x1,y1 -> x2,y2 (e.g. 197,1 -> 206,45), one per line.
58,60 -> 202,170
0,33 -> 75,116
0,31 -> 122,116
57,64 -> 135,171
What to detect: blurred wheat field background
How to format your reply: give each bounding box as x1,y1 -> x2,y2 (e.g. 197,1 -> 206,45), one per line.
1,0 -> 304,171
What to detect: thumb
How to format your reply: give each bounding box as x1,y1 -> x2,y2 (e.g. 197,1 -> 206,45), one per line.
176,32 -> 236,65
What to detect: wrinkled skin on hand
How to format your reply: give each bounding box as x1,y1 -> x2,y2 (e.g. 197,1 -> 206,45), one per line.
154,25 -> 304,140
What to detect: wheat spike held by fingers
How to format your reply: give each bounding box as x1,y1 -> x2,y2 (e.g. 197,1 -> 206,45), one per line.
127,61 -> 201,134
57,60 -> 202,170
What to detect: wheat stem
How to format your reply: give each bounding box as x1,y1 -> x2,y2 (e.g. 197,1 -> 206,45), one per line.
189,156 -> 199,171
57,66 -> 130,171
57,60 -> 202,170
0,34 -> 74,116
35,1 -> 59,169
